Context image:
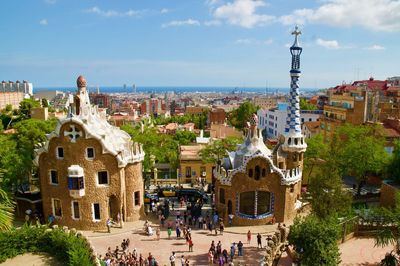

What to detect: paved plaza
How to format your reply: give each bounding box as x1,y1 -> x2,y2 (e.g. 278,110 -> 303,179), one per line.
86,218 -> 279,265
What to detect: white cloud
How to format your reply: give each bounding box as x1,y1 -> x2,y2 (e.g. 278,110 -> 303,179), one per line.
85,6 -> 143,17
235,38 -> 273,45
366,44 -> 385,50
316,38 -> 340,49
44,0 -> 56,4
213,0 -> 275,28
160,8 -> 169,14
204,20 -> 222,26
39,19 -> 48,26
162,19 -> 201,28
279,0 -> 400,32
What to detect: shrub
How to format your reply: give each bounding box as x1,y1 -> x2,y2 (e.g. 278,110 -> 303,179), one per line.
0,224 -> 95,266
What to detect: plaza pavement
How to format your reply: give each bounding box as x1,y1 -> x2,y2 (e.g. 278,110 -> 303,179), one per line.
84,217 -> 281,265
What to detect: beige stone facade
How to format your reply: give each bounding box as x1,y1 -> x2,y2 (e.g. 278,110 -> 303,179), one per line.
179,145 -> 213,184
35,76 -> 145,230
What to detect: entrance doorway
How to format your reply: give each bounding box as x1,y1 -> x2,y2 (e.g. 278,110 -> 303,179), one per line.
228,200 -> 232,215
108,195 -> 119,220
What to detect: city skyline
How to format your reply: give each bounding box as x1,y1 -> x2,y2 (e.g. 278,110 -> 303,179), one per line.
1,0 -> 399,88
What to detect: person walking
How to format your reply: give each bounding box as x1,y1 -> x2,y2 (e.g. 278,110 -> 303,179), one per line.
247,230 -> 251,244
169,252 -> 176,266
219,221 -> 224,235
188,238 -> 193,252
257,233 -> 262,248
106,218 -> 112,233
156,227 -> 161,240
230,243 -> 236,262
208,250 -> 214,265
237,241 -> 243,256
180,255 -> 185,266
167,225 -> 172,239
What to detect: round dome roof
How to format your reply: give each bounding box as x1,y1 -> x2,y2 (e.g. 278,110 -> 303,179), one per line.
77,75 -> 87,88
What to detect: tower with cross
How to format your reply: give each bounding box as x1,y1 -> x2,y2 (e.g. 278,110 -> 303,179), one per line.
281,26 -> 307,154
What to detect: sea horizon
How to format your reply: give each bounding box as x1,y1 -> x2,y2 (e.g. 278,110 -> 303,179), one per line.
33,86 -> 320,94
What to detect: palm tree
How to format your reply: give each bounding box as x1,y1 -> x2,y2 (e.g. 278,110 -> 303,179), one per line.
370,193 -> 400,264
0,173 -> 15,231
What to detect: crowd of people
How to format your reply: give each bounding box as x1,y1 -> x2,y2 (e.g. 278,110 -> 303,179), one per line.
98,194 -> 278,265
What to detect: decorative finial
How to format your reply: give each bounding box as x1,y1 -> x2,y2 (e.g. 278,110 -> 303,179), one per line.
291,26 -> 301,47
77,75 -> 87,88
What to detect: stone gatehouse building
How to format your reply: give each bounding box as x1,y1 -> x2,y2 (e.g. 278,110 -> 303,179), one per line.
214,28 -> 307,225
35,76 -> 145,230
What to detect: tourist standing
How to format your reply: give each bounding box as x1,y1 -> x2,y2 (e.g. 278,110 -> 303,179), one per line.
219,221 -> 225,235
169,252 -> 176,266
156,227 -> 161,240
257,233 -> 262,248
228,213 -> 234,226
167,225 -> 172,239
237,241 -> 243,256
106,218 -> 112,233
230,243 -> 236,262
188,238 -> 194,252
247,230 -> 251,244
180,255 -> 185,266
208,250 -> 214,265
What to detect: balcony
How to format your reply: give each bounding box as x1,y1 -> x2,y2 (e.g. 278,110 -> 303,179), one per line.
68,165 -> 85,198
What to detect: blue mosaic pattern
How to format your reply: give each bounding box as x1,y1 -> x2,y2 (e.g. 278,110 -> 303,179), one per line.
236,191 -> 275,220
285,75 -> 302,134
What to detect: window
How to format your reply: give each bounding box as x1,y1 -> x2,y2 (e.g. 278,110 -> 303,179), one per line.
52,198 -> 62,217
239,191 -> 255,216
86,147 -> 95,159
248,169 -> 253,178
219,188 -> 225,204
262,168 -> 266,177
309,118 -> 312,122
239,191 -> 271,217
93,203 -> 101,220
97,171 -> 109,185
255,166 -> 261,180
72,201 -> 80,219
57,147 -> 64,159
50,170 -> 58,185
134,191 -> 140,206
68,177 -> 84,190
185,167 -> 191,177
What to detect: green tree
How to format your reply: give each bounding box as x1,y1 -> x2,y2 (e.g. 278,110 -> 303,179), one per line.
288,215 -> 341,266
199,136 -> 242,164
300,98 -> 317,110
386,140 -> 400,183
333,124 -> 388,195
41,98 -> 49,108
303,134 -> 329,183
227,101 -> 258,129
18,98 -> 40,119
308,164 -> 352,219
0,119 -> 57,190
173,130 -> 196,145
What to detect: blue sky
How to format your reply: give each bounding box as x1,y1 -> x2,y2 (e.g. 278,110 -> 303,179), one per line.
0,0 -> 399,88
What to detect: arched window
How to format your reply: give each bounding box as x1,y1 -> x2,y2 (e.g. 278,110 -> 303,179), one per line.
288,138 -> 292,145
255,166 -> 261,180
294,138 -> 298,145
248,169 -> 253,178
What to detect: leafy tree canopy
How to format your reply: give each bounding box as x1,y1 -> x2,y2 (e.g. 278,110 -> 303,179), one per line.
288,215 -> 341,266
227,101 -> 259,129
199,136 -> 242,164
386,140 -> 400,183
18,98 -> 40,119
300,98 -> 317,110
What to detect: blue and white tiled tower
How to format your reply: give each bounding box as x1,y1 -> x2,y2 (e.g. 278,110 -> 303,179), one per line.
281,26 -> 307,153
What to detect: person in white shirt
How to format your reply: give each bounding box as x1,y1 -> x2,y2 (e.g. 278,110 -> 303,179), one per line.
169,252 -> 176,266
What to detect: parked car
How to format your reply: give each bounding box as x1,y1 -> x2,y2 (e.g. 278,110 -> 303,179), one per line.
177,188 -> 208,203
157,186 -> 177,197
144,192 -> 159,204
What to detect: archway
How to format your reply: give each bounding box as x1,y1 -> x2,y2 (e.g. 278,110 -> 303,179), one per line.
227,200 -> 232,215
108,195 -> 119,220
